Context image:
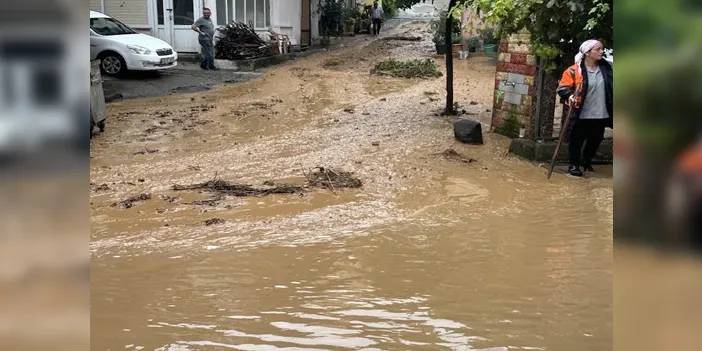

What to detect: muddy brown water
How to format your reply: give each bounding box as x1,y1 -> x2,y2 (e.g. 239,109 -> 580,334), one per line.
91,19 -> 612,351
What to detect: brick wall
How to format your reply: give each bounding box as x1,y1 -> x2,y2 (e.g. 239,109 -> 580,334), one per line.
491,30 -> 538,138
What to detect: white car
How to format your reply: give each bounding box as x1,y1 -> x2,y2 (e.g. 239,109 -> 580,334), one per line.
90,11 -> 177,76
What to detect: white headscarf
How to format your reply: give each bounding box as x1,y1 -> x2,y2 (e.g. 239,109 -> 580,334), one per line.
575,39 -> 601,66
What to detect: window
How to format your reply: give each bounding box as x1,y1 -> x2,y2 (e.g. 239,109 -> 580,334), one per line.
235,0 -> 245,22
217,0 -> 227,24
246,0 -> 254,26
173,0 -> 194,25
33,69 -> 61,105
90,17 -> 137,36
157,0 -> 164,25
255,0 -> 265,27
228,0 -> 270,28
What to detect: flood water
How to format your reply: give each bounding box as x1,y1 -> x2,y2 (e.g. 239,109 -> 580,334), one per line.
90,9 -> 612,351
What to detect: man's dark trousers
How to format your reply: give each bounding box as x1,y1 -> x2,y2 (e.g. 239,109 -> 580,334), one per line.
199,38 -> 215,69
372,19 -> 381,35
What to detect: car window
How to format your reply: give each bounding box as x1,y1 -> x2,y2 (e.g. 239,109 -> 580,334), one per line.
90,17 -> 137,36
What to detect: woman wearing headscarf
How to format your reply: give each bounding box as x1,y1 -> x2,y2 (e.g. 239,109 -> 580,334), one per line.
557,39 -> 613,177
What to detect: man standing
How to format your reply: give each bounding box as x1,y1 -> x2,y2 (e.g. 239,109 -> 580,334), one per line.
371,1 -> 384,36
191,8 -> 218,70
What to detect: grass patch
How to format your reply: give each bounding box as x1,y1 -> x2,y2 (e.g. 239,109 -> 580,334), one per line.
371,59 -> 442,79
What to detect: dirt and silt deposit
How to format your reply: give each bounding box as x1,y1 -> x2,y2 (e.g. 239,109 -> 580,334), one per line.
91,17 -> 612,351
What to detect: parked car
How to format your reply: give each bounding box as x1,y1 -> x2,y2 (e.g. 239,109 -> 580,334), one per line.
90,11 -> 177,76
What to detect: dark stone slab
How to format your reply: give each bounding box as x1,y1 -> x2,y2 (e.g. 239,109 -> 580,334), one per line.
454,119 -> 483,144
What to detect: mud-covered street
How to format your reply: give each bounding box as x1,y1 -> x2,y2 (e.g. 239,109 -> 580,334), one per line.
90,10 -> 612,351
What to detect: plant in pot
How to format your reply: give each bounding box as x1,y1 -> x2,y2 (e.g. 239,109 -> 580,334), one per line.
431,10 -> 461,55
480,27 -> 498,56
467,36 -> 480,53
342,6 -> 359,36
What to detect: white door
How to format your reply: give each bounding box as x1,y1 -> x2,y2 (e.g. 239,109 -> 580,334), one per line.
155,0 -> 201,52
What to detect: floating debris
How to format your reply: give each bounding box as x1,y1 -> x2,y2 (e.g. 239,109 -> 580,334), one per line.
322,58 -> 344,67
204,218 -> 226,226
381,36 -> 422,41
437,149 -> 477,164
112,193 -> 151,209
173,179 -> 304,197
95,184 -> 111,192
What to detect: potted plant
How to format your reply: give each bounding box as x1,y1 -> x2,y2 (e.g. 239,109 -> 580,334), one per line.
431,10 -> 461,55
452,35 -> 463,56
342,6 -> 359,36
480,27 -> 498,56
467,36 -> 480,53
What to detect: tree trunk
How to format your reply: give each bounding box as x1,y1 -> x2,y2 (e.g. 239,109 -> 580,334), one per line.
444,0 -> 456,115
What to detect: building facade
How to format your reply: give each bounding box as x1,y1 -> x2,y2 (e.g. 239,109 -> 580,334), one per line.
89,0 -> 308,52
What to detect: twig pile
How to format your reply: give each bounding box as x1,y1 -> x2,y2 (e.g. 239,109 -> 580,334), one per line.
111,193 -> 151,208
215,22 -> 271,60
436,149 -> 477,164
306,167 -> 363,190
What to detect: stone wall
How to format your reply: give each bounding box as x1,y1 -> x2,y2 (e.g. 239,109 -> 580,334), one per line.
491,31 -> 538,138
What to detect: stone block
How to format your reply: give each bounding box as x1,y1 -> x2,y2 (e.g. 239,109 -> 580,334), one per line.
509,43 -> 531,54
524,76 -> 535,86
534,141 -> 570,162
506,63 -> 537,76
506,73 -> 525,84
522,95 -> 533,106
526,54 -> 537,65
504,92 -> 522,105
510,53 -> 527,65
513,83 -> 529,95
499,81 -> 514,93
454,119 -> 484,144
498,52 -> 511,63
509,138 -> 535,159
499,41 -> 509,53
508,138 -> 613,162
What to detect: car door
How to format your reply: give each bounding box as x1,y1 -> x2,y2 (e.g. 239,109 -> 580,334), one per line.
90,30 -> 99,60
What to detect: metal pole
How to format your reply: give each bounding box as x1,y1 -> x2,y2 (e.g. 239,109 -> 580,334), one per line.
547,104 -> 573,179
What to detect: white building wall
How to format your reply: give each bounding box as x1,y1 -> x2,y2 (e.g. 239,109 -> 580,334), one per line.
269,0 -> 301,46
104,0 -> 149,27
89,0 -> 103,12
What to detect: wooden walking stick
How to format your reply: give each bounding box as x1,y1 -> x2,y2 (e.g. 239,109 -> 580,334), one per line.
547,103 -> 574,179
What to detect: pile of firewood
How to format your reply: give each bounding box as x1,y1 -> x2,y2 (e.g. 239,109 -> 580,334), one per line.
215,22 -> 271,60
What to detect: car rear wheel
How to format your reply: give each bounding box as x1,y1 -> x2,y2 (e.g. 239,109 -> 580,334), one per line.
99,52 -> 126,76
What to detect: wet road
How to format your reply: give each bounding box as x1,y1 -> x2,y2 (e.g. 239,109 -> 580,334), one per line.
90,8 -> 612,351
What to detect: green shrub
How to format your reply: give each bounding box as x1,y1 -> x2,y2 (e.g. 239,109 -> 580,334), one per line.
495,108 -> 521,138
382,0 -> 397,18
